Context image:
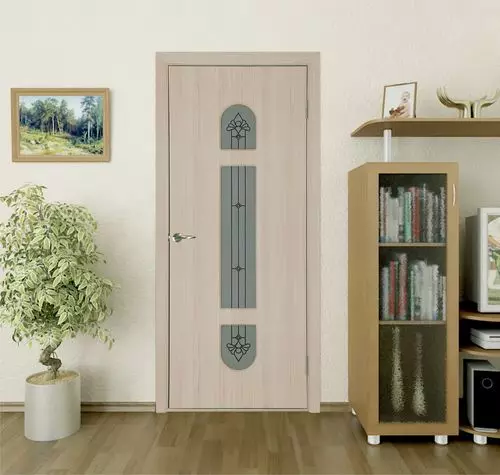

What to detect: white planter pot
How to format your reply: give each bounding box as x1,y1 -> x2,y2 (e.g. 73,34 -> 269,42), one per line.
25,370 -> 81,441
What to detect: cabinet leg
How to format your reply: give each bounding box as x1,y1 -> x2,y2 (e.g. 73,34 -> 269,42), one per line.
473,434 -> 488,445
434,435 -> 448,445
351,407 -> 356,416
367,435 -> 380,445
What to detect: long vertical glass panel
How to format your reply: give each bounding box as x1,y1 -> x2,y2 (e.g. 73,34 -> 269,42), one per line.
221,166 -> 256,308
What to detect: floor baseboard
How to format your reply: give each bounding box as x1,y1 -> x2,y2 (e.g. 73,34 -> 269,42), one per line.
320,402 -> 351,412
0,402 -> 156,413
1,402 -> 350,413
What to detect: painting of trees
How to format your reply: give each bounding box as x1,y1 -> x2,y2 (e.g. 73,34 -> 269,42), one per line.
16,93 -> 107,159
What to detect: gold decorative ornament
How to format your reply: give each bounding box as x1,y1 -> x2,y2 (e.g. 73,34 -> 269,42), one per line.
437,87 -> 500,118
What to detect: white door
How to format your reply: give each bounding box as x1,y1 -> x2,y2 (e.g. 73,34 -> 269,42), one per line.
169,66 -> 308,409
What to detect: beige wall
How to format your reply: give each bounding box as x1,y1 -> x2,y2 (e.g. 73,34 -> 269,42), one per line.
1,0 -> 500,403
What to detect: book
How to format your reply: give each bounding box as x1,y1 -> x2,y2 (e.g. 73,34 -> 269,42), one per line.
378,182 -> 446,243
379,187 -> 385,242
439,186 -> 446,243
389,260 -> 396,319
397,253 -> 408,320
397,186 -> 405,242
380,254 -> 446,321
380,266 -> 390,320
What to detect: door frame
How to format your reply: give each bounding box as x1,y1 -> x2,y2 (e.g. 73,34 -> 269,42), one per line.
155,52 -> 321,412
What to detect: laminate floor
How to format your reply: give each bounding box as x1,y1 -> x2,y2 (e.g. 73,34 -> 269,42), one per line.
1,411 -> 499,474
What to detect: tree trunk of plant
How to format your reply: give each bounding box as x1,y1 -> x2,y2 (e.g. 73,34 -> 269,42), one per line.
39,343 -> 62,379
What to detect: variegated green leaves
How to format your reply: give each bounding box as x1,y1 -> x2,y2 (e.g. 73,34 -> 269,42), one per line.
0,184 -> 116,353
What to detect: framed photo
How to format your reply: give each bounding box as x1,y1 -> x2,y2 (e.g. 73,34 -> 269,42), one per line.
11,88 -> 110,162
382,82 -> 417,119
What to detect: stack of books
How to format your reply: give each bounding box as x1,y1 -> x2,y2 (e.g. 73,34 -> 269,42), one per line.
379,184 -> 446,243
380,253 -> 446,321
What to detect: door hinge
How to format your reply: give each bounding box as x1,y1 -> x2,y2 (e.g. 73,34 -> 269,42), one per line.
306,355 -> 309,376
306,100 -> 309,119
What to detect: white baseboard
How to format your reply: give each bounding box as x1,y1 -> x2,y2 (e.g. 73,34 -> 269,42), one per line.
1,402 -> 349,413
0,402 -> 155,413
320,402 -> 350,412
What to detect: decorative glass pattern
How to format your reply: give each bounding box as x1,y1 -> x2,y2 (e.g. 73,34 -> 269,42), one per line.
221,105 -> 256,150
221,325 -> 256,370
221,166 -> 256,308
379,325 -> 446,423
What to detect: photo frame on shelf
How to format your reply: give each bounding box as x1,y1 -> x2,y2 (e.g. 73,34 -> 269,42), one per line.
11,88 -> 110,162
382,82 -> 417,119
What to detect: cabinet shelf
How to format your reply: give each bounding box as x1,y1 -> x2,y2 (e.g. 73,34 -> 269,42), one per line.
351,118 -> 500,138
460,425 -> 500,439
379,243 -> 446,248
460,313 -> 500,322
380,320 -> 446,325
460,345 -> 500,358
459,304 -> 500,322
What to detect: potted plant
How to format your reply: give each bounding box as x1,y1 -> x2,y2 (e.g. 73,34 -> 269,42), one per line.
0,185 -> 115,441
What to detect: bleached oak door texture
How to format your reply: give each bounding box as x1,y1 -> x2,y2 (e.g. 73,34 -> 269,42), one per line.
169,66 -> 308,409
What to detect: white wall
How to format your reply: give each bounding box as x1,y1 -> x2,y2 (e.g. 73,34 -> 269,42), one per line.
1,0 -> 500,403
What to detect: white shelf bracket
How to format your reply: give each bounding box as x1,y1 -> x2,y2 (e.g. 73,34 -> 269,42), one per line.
383,128 -> 392,162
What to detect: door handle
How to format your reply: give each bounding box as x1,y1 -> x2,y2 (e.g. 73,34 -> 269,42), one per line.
169,233 -> 196,243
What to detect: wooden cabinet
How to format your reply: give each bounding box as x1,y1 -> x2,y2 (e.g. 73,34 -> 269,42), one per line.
459,306 -> 500,445
348,162 -> 459,444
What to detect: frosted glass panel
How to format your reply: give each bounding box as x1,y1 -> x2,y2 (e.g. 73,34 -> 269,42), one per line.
221,325 -> 256,370
221,166 -> 256,308
221,105 -> 256,150
379,325 -> 446,423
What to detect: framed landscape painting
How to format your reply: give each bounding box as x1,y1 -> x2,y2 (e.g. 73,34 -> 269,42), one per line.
11,88 -> 110,162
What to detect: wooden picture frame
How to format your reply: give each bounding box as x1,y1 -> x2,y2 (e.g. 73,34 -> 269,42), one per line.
11,88 -> 110,162
382,82 -> 417,119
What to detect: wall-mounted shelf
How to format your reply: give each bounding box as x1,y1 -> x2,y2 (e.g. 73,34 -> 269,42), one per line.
460,345 -> 500,358
351,118 -> 500,138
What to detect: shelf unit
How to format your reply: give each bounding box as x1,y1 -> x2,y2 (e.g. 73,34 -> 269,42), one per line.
351,118 -> 500,163
459,304 -> 500,444
351,118 -> 500,138
348,162 -> 459,445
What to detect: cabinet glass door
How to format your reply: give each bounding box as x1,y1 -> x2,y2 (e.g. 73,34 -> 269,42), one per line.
378,173 -> 448,423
